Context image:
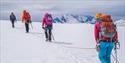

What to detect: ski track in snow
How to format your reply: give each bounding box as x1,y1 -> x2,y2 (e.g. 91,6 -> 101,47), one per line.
0,20 -> 125,63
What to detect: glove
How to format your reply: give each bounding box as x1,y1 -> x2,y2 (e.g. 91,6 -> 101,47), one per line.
42,27 -> 45,29
95,43 -> 100,52
114,41 -> 120,50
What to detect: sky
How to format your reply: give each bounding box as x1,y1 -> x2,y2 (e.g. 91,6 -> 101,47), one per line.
0,0 -> 125,21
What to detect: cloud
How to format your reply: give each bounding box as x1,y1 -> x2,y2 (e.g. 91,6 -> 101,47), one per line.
0,0 -> 125,21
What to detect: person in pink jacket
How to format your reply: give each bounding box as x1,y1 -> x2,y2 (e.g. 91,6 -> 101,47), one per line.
42,13 -> 53,42
94,13 -> 119,63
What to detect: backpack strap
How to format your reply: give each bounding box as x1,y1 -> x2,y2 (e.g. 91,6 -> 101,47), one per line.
99,23 -> 103,42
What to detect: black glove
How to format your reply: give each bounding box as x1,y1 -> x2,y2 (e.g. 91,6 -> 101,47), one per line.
114,41 -> 120,50
42,27 -> 45,29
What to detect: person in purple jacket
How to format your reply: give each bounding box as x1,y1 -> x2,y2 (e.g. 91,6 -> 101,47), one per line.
10,12 -> 16,28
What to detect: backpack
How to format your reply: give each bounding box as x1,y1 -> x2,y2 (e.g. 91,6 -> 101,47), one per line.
47,14 -> 53,21
100,21 -> 117,38
46,14 -> 53,25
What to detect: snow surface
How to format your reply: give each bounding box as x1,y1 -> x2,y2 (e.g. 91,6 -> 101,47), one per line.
0,20 -> 125,63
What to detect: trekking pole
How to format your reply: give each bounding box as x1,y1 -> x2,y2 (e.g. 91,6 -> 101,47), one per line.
112,53 -> 120,63
114,42 -> 120,63
115,46 -> 118,63
30,23 -> 33,29
51,32 -> 55,41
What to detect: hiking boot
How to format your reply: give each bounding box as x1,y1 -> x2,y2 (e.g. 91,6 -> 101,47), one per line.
26,31 -> 29,33
48,39 -> 52,42
46,38 -> 49,41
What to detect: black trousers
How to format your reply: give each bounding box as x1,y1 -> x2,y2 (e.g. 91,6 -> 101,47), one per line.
11,20 -> 15,28
45,29 -> 52,41
45,25 -> 52,41
25,23 -> 29,33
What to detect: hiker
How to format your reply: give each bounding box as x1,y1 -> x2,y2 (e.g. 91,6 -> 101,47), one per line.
42,13 -> 53,42
10,12 -> 16,28
94,13 -> 119,63
22,10 -> 31,33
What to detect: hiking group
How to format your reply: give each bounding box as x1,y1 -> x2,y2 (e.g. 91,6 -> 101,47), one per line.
9,11 -> 120,63
10,10 -> 53,42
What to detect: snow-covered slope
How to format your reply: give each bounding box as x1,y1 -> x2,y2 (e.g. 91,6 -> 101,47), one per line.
0,20 -> 125,63
115,19 -> 125,26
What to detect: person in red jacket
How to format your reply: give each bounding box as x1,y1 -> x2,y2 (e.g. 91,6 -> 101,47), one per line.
22,10 -> 31,33
94,13 -> 119,63
42,13 -> 53,42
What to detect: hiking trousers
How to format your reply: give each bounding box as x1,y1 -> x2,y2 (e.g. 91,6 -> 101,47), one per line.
25,22 -> 29,33
45,25 -> 52,41
99,41 -> 114,63
11,20 -> 15,28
